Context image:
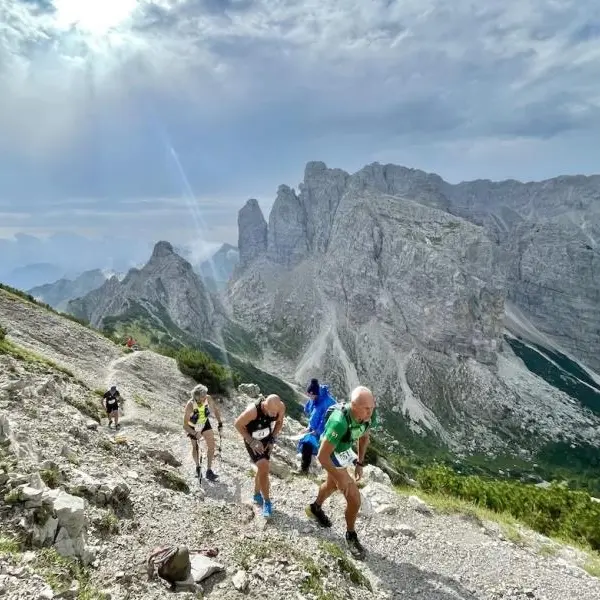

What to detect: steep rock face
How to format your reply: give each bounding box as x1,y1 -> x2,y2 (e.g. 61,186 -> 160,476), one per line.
235,173 -> 507,366
67,241 -> 215,339
229,161 -> 600,454
237,199 -> 267,270
262,161 -> 459,269
267,185 -> 309,267
507,218 -> 600,367
322,192 -> 506,364
297,161 -> 349,254
446,174 -> 600,371
255,161 -> 600,373
229,256 -> 291,338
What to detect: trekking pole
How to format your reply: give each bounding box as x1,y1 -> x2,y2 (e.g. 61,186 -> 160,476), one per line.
197,435 -> 203,483
216,426 -> 223,469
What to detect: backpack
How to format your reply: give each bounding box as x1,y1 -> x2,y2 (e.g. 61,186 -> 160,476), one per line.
147,545 -> 192,586
324,403 -> 371,444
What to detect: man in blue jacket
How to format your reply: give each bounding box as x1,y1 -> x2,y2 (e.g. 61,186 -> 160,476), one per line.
297,378 -> 336,474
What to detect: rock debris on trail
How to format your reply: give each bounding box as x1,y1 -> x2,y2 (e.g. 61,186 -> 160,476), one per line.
1,291 -> 599,600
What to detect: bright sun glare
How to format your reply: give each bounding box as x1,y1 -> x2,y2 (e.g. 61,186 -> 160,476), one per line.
53,0 -> 138,35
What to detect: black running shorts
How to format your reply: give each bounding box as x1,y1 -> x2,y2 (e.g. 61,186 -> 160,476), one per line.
244,439 -> 272,463
187,419 -> 212,439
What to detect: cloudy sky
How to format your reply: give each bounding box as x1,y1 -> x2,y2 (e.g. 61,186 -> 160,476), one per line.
1,0 -> 599,273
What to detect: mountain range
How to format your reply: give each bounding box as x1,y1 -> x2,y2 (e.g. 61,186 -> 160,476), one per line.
28,269 -> 115,311
228,161 -> 600,461
11,160 -> 600,472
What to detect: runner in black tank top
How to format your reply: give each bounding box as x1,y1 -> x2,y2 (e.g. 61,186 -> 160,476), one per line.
243,399 -> 278,460
234,394 -> 286,519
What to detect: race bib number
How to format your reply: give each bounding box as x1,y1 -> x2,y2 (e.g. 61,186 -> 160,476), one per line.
107,398 -> 117,406
334,448 -> 357,467
251,427 -> 271,440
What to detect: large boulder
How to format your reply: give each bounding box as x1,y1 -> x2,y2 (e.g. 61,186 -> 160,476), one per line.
68,470 -> 130,507
237,383 -> 261,398
30,489 -> 95,564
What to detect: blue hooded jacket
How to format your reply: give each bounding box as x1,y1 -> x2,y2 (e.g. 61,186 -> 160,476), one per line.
297,384 -> 337,455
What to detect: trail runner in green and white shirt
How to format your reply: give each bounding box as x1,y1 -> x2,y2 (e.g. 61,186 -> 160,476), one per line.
305,385 -> 377,560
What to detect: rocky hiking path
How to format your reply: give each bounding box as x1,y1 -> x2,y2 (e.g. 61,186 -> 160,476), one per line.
1,290 -> 600,600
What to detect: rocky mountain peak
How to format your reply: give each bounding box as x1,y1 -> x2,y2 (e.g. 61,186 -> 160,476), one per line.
150,240 -> 176,260
298,161 -> 349,254
238,160 -> 453,274
237,198 -> 267,269
142,241 -> 196,279
267,184 -> 308,267
303,160 -> 328,176
67,241 -> 216,340
349,162 -> 450,211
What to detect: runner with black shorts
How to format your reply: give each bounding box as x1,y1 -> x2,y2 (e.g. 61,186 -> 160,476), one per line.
234,394 -> 285,518
102,385 -> 122,429
183,383 -> 223,481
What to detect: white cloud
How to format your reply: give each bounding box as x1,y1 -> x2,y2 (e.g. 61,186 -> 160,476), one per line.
187,238 -> 223,264
0,0 -> 599,250
2,0 -> 599,155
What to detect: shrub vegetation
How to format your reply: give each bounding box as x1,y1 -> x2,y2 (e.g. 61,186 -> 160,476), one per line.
417,464 -> 600,551
175,347 -> 232,395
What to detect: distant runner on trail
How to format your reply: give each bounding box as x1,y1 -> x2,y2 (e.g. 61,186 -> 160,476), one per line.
234,394 -> 285,519
102,385 -> 122,430
305,385 -> 376,560
183,384 -> 224,482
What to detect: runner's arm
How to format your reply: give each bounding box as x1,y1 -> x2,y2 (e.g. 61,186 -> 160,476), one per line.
316,439 -> 339,473
357,431 -> 370,465
272,405 -> 286,438
182,402 -> 196,436
234,405 -> 259,446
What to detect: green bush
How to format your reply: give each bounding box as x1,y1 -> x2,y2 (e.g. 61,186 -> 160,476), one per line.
154,344 -> 180,359
417,464 -> 600,550
175,348 -> 232,395
0,324 -> 6,341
